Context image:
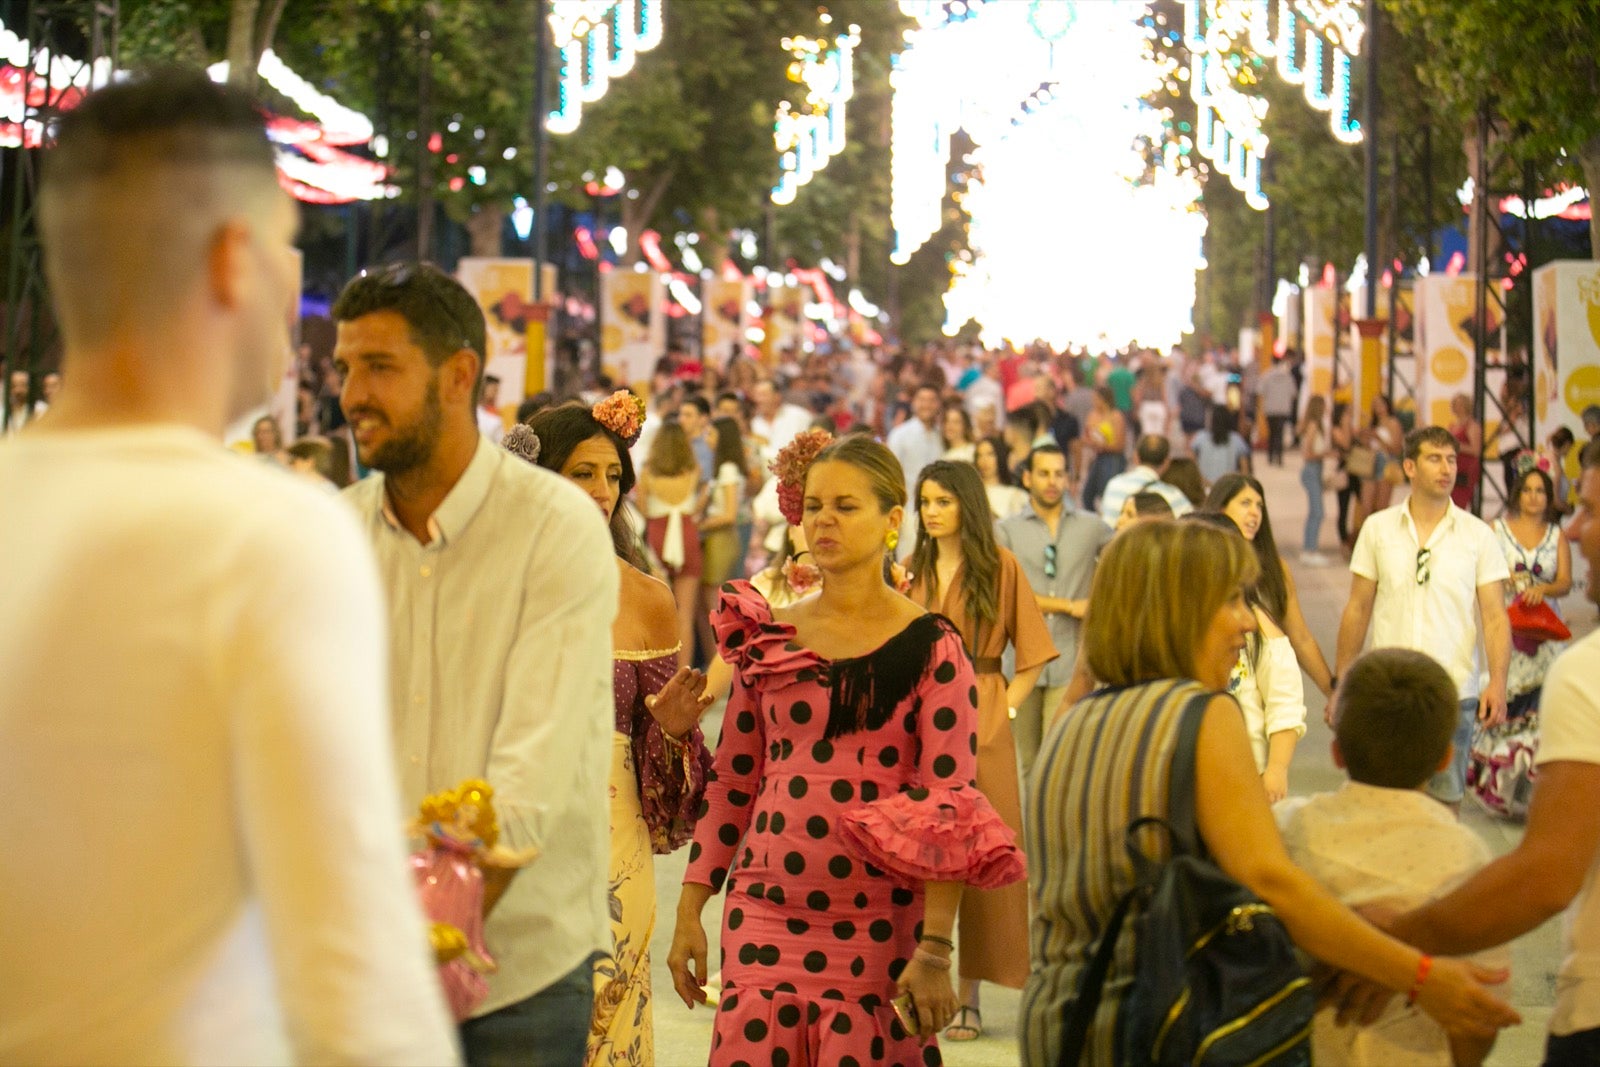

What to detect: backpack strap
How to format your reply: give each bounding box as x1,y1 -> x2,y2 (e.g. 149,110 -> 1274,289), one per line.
1056,880 -> 1141,1067
1056,688 -> 1213,1065
1164,689 -> 1213,859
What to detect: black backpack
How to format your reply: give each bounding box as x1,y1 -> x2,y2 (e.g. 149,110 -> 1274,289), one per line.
1178,386 -> 1209,433
1058,693 -> 1314,1066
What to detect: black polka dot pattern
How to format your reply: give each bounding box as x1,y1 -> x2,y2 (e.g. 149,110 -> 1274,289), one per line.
685,602 -> 979,1066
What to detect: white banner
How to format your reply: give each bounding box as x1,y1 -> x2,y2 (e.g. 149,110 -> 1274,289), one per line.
600,269 -> 665,389
1414,274 -> 1503,430
1300,285 -> 1335,418
1533,260 -> 1600,447
702,277 -> 752,367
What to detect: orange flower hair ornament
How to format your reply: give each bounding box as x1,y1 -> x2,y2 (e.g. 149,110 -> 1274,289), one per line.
770,428 -> 835,526
592,389 -> 647,447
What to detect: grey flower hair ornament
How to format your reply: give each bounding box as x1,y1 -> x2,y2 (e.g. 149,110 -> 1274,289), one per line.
502,423 -> 542,465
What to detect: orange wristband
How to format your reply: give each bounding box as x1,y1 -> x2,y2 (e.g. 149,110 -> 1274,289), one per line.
1406,954 -> 1433,1006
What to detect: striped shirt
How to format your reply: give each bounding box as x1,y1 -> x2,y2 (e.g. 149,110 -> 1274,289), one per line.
1021,678 -> 1209,1066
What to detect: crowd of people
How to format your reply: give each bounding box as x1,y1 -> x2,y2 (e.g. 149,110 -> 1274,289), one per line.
9,68 -> 1600,1067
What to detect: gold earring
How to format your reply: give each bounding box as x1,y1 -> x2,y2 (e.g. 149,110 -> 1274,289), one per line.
886,530 -> 899,551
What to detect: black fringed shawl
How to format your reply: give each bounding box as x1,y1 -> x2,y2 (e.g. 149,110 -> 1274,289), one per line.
823,613 -> 957,740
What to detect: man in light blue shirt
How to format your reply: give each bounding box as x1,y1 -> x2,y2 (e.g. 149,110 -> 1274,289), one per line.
888,382 -> 946,553
996,444 -> 1113,781
1098,434 -> 1194,526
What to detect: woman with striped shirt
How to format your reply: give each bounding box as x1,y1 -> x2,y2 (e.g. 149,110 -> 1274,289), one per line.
1021,521 -> 1519,1065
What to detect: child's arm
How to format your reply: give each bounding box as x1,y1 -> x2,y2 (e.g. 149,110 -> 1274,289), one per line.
1262,729 -> 1298,803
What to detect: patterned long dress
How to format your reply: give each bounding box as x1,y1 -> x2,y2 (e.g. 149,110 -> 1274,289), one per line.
587,648 -> 712,1066
684,582 -> 1025,1066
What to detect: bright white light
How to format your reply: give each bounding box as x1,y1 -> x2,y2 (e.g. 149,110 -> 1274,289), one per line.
603,165 -> 627,189
610,227 -> 629,256
511,197 -> 534,241
681,247 -> 704,272
503,146 -> 518,160
935,1 -> 1205,350
669,278 -> 702,314
373,135 -> 390,158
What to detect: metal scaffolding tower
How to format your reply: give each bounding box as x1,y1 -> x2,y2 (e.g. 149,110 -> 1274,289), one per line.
1,0 -> 117,430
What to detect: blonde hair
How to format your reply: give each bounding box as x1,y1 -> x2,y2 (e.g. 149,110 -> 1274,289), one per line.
1083,520 -> 1259,687
416,778 -> 500,848
646,420 -> 697,477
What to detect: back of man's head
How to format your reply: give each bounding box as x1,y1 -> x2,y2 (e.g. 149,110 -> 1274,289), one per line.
41,68 -> 280,353
1136,434 -> 1170,468
1333,649 -> 1457,789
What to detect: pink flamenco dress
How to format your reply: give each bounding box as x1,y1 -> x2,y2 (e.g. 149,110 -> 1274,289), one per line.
683,581 -> 1026,1067
589,649 -> 713,1066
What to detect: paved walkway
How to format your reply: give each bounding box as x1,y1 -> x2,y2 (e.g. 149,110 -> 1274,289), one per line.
649,452 -> 1576,1066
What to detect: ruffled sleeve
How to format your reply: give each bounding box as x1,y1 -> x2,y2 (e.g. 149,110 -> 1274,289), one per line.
837,626 -> 1025,889
628,654 -> 713,854
711,580 -> 816,688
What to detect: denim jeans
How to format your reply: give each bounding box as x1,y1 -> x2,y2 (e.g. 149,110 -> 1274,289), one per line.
1300,460 -> 1325,552
459,953 -> 598,1067
1546,1027 -> 1600,1066
1425,698 -> 1479,804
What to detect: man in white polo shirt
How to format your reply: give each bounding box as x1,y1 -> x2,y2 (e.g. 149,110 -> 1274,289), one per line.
1387,439 -> 1600,1064
1335,424 -> 1511,809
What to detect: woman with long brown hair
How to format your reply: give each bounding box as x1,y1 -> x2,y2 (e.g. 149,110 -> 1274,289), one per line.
907,459 -> 1057,1041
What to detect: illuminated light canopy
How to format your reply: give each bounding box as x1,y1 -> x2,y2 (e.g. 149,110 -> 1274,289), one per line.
0,17 -> 111,148
548,0 -> 664,135
1176,0 -> 1362,210
771,22 -> 860,206
931,1 -> 1207,350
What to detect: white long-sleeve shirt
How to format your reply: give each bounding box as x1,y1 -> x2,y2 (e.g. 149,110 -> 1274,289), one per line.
0,425 -> 457,1065
345,437 -> 618,1015
1230,630 -> 1307,772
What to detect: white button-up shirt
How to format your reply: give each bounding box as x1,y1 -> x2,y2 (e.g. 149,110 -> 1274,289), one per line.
346,437 -> 618,1015
1349,501 -> 1508,700
0,426 -> 457,1065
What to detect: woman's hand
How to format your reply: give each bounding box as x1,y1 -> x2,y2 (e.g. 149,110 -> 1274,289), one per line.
646,666 -> 714,738
1519,585 -> 1546,607
667,910 -> 710,1009
1413,956 -> 1518,1040
895,951 -> 959,1038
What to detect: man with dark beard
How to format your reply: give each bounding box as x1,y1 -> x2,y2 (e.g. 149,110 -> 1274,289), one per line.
334,263 -> 617,1066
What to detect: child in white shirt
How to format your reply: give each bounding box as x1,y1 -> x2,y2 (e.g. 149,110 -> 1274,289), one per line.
1276,648 -> 1509,1066
1230,606 -> 1307,801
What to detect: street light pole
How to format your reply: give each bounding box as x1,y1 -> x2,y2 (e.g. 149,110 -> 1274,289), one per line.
533,0 -> 549,302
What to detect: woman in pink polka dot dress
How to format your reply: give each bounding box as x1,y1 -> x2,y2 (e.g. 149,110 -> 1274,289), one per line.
669,436 -> 1025,1067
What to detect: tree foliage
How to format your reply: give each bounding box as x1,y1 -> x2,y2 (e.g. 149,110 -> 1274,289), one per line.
1384,0 -> 1600,258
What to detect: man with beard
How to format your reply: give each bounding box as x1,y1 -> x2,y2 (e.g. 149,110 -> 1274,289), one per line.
334,263 -> 616,1066
995,443 -> 1113,781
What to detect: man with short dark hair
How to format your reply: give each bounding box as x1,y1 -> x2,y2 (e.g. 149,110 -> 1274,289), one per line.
888,381 -> 946,551
678,393 -> 714,483
1,68 -> 455,1063
997,444 -> 1112,780
1382,439 -> 1600,1063
335,262 -> 616,1064
1336,425 -> 1511,810
1096,434 -> 1194,525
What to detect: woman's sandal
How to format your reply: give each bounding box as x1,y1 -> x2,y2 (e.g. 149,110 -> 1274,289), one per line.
943,1005 -> 982,1042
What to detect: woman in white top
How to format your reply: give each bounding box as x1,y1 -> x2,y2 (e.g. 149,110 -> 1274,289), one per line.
1358,394 -> 1404,525
639,421 -> 702,668
975,435 -> 1028,520
1188,511 -> 1307,802
941,403 -> 977,463
1134,364 -> 1169,438
1297,396 -> 1331,563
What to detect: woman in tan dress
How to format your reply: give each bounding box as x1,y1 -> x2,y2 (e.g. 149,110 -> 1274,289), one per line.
907,459 -> 1057,1042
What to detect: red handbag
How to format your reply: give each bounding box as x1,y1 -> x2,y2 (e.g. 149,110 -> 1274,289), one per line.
1508,598 -> 1571,648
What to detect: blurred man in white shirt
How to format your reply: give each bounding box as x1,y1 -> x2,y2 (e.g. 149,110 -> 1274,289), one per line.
0,69 -> 456,1066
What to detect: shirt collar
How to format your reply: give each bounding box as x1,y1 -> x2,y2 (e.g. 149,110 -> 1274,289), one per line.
1023,497 -> 1075,522
378,435 -> 499,547
1399,498 -> 1461,546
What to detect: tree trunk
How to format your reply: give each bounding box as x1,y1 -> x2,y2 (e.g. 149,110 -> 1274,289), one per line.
254,0 -> 289,61
1580,134 -> 1600,261
619,169 -> 675,265
226,0 -> 261,86
1463,127 -> 1483,275
466,207 -> 505,258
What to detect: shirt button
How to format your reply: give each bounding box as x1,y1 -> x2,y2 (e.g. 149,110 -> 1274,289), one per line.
419,565 -> 432,578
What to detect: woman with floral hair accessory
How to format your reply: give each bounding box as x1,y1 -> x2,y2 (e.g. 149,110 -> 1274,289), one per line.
507,396 -> 714,1065
670,434 -> 1024,1066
